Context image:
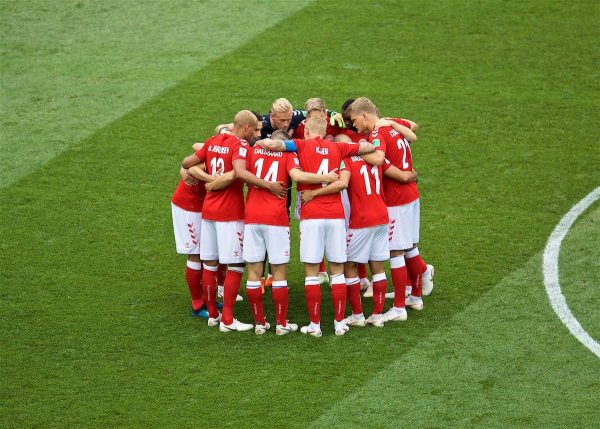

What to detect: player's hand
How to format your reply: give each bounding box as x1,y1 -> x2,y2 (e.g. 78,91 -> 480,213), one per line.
375,118 -> 394,129
300,190 -> 316,204
358,141 -> 375,154
267,181 -> 287,198
324,168 -> 339,183
180,167 -> 198,186
205,181 -> 216,192
408,169 -> 417,182
330,113 -> 345,128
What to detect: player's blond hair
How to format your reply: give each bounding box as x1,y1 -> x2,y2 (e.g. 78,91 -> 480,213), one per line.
271,129 -> 290,140
348,97 -> 380,117
233,110 -> 258,128
304,97 -> 326,114
271,98 -> 293,114
305,116 -> 327,137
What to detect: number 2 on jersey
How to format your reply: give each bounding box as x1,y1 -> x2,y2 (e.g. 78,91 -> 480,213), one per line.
210,157 -> 225,175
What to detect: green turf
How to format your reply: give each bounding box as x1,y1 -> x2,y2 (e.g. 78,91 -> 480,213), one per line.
312,252 -> 600,428
560,201 -> 600,340
1,0 -> 599,427
0,0 -> 313,188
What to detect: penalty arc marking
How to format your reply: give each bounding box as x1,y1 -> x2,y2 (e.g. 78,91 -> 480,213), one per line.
542,186 -> 600,358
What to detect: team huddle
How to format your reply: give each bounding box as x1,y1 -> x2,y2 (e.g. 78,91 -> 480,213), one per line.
171,97 -> 434,337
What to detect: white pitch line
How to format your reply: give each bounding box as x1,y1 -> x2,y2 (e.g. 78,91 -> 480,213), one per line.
542,186 -> 600,358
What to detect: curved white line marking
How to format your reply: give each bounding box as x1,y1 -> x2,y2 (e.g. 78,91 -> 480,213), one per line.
542,186 -> 600,358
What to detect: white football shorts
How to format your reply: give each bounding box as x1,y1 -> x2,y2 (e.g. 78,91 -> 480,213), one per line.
346,224 -> 390,263
200,219 -> 245,264
171,203 -> 202,254
341,189 -> 351,228
388,198 -> 420,251
299,218 -> 347,264
243,224 -> 290,264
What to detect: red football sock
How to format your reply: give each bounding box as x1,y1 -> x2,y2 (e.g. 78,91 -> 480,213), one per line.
304,277 -> 321,324
330,273 -> 346,322
346,277 -> 363,315
371,273 -> 387,314
390,256 -> 407,308
246,281 -> 265,325
217,263 -> 227,286
405,248 -> 425,297
357,263 -> 368,280
271,281 -> 289,326
221,267 -> 243,325
202,264 -> 219,318
185,261 -> 204,311
319,260 -> 327,273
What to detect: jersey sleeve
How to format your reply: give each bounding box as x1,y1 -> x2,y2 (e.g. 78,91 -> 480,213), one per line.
231,139 -> 249,162
381,158 -> 392,173
194,144 -> 208,163
338,142 -> 360,158
339,157 -> 350,172
286,152 -> 301,172
372,132 -> 388,154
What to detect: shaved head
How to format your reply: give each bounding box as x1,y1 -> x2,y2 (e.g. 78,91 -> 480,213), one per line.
233,110 -> 258,129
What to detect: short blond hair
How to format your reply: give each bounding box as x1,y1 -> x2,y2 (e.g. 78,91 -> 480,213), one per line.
348,97 -> 380,117
271,98 -> 293,114
304,97 -> 326,114
305,116 -> 327,137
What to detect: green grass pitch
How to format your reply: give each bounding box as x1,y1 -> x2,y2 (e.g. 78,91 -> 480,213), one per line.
1,0 -> 599,427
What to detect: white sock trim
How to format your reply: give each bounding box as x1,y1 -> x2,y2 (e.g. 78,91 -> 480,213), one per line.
345,277 -> 360,286
405,247 -> 419,259
246,281 -> 261,289
390,256 -> 406,269
372,272 -> 387,282
204,264 -> 218,272
228,266 -> 245,274
186,260 -> 202,270
305,276 -> 320,286
272,280 -> 287,288
330,273 -> 345,285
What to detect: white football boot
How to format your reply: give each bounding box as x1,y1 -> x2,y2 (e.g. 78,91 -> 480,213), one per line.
300,322 -> 322,337
405,295 -> 424,310
207,312 -> 221,327
382,306 -> 408,322
254,322 -> 271,335
276,322 -> 299,336
362,284 -> 373,298
366,313 -> 385,328
219,319 -> 254,332
217,285 -> 244,302
422,264 -> 435,296
385,291 -> 395,299
343,313 -> 367,327
334,320 -> 350,336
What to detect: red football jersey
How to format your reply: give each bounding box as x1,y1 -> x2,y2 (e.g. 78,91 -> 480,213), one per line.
295,137 -> 360,220
245,147 -> 300,226
370,126 -> 419,206
342,155 -> 389,229
295,119 -> 343,140
171,179 -> 206,212
193,133 -> 247,221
